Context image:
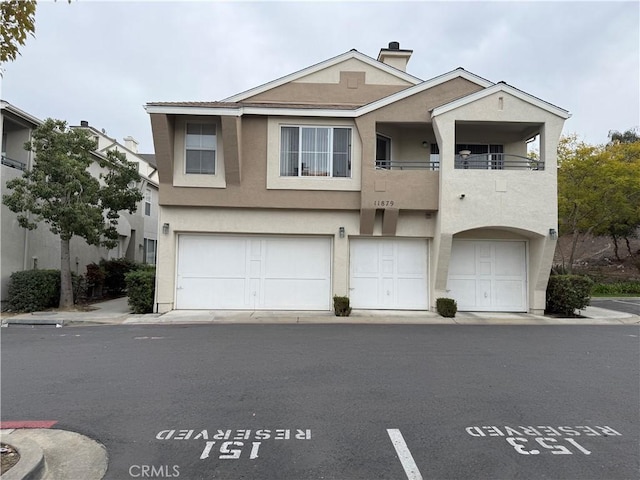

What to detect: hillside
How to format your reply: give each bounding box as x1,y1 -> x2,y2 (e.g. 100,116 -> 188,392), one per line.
554,234 -> 640,281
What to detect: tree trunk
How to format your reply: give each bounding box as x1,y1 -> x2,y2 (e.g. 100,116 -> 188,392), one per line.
625,236 -> 633,256
568,229 -> 580,274
59,237 -> 74,309
612,234 -> 620,261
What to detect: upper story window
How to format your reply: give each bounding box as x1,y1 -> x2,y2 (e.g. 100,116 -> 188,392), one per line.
280,126 -> 351,178
185,123 -> 216,174
144,187 -> 152,216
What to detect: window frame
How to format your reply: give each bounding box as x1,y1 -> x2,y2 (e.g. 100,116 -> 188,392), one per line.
143,238 -> 157,264
185,122 -> 217,175
279,125 -> 352,179
144,187 -> 152,216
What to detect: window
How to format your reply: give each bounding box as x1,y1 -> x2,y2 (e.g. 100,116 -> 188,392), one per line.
376,134 -> 391,169
455,144 -> 504,169
144,188 -> 151,216
186,123 -> 216,174
144,238 -> 157,264
280,126 -> 351,178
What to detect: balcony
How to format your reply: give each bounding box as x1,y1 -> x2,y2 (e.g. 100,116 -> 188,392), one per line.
454,153 -> 542,170
1,155 -> 26,171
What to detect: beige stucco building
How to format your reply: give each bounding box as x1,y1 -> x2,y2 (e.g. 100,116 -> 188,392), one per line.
146,43 -> 569,314
1,101 -> 159,304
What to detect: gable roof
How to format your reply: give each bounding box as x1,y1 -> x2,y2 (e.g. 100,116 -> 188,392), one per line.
431,82 -> 571,119
222,49 -> 423,102
356,68 -> 494,116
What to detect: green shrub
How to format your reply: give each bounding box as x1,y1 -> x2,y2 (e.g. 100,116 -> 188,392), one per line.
591,281 -> 640,296
546,275 -> 593,316
333,295 -> 352,317
125,267 -> 156,314
7,270 -> 60,312
436,297 -> 457,318
100,258 -> 136,296
85,262 -> 105,299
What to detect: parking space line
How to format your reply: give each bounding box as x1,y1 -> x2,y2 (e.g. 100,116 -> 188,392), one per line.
387,429 -> 423,480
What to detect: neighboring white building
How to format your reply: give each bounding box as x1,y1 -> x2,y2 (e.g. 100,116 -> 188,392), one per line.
146,43 -> 570,314
1,101 -> 159,304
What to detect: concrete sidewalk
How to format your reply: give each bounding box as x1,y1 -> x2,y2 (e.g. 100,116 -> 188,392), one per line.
0,428 -> 107,480
2,296 -> 639,327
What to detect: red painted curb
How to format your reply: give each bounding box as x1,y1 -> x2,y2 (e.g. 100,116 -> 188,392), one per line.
0,420 -> 58,429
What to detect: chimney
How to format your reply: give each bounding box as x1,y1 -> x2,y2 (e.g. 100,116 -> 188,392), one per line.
80,120 -> 89,127
123,136 -> 139,153
377,41 -> 413,72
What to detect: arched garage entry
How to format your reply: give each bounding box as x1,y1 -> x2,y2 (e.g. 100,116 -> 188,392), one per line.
446,228 -> 532,312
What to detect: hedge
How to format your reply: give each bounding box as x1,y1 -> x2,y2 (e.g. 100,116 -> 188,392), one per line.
100,258 -> 136,296
125,267 -> 156,314
7,269 -> 61,312
591,281 -> 640,296
546,275 -> 593,316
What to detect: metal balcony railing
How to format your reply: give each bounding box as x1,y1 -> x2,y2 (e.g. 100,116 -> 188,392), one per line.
455,153 -> 543,170
1,155 -> 27,171
376,160 -> 440,171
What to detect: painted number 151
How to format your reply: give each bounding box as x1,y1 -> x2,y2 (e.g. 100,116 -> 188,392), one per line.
507,437 -> 591,455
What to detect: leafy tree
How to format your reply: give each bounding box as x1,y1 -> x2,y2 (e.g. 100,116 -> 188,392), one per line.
0,0 -> 37,63
3,119 -> 143,308
557,134 -> 640,272
608,128 -> 640,145
591,140 -> 640,260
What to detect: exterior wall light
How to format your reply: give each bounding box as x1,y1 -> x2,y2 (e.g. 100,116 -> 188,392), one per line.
459,149 -> 471,158
339,226 -> 345,238
422,141 -> 429,148
162,223 -> 170,234
549,228 -> 557,239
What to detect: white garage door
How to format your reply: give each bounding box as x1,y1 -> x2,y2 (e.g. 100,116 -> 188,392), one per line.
176,235 -> 331,310
350,238 -> 428,310
447,240 -> 527,312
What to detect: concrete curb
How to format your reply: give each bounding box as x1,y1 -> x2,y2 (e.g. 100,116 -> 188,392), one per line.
0,434 -> 45,480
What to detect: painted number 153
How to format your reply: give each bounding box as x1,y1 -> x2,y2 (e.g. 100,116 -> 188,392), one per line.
507,437 -> 591,455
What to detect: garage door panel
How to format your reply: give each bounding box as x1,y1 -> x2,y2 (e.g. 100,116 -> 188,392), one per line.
495,280 -> 525,307
262,279 -> 329,309
351,243 -> 380,274
397,278 -> 428,308
448,246 -> 476,276
179,238 -> 248,277
178,278 -> 249,309
447,279 -> 477,309
495,244 -> 525,276
398,243 -> 426,275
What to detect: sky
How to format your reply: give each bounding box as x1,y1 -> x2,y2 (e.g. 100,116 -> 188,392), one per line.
1,1 -> 638,154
